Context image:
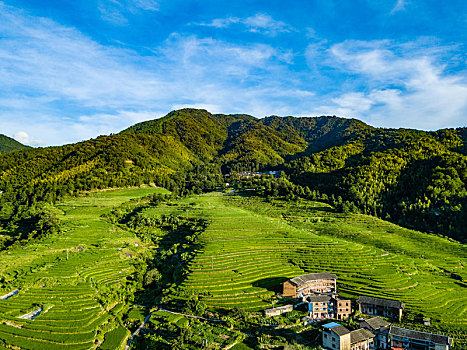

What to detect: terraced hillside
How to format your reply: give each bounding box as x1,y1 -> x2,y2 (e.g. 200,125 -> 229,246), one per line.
0,187 -> 465,348
141,193 -> 466,333
0,187 -> 166,349
225,196 -> 467,329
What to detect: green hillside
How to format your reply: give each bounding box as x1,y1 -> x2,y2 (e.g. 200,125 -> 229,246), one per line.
0,134 -> 29,154
0,108 -> 466,244
121,109 -> 256,161
136,193 -> 466,326
0,187 -> 168,349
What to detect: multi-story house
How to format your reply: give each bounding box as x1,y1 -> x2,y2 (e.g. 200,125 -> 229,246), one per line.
307,294 -> 351,320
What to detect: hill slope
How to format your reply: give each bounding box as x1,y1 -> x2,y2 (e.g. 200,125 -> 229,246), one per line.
0,134 -> 29,154
0,108 -> 466,242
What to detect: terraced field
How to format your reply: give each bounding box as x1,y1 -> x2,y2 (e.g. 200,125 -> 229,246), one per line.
142,193 -> 467,332
0,188 -> 465,348
0,187 -> 166,349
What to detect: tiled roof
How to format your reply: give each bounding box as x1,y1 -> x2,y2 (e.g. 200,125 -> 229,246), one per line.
307,295 -> 332,303
358,296 -> 405,309
350,328 -> 375,343
322,322 -> 350,336
389,326 -> 453,346
289,273 -> 337,287
332,325 -> 351,336
361,316 -> 391,330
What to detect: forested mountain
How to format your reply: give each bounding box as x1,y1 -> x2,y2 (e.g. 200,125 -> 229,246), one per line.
0,134 -> 29,154
0,108 -> 466,243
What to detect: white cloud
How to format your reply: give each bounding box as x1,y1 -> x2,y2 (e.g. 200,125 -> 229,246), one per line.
13,131 -> 43,146
200,17 -> 240,28
309,40 -> 467,129
98,0 -> 159,25
0,4 -> 308,145
197,13 -> 294,36
1,2 -> 465,148
13,131 -> 30,144
390,0 -> 406,14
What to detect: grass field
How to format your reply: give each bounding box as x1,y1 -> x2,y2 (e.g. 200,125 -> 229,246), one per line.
0,186 -> 166,349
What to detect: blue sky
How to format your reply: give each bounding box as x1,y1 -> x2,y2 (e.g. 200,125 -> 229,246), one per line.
0,0 -> 466,146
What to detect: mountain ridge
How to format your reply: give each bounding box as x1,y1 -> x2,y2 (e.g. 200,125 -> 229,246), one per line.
0,108 -> 465,242
0,134 -> 29,154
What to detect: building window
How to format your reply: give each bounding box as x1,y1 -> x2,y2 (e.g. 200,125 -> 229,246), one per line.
324,334 -> 328,338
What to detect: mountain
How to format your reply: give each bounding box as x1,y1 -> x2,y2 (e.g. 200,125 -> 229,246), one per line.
0,134 -> 29,154
121,109 -> 256,162
0,108 -> 465,242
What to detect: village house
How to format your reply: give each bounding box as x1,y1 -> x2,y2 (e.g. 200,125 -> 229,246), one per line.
322,322 -> 375,350
306,294 -> 352,320
335,295 -> 352,320
389,326 -> 453,350
263,304 -> 293,317
359,316 -> 391,349
357,296 -> 405,320
282,272 -> 337,298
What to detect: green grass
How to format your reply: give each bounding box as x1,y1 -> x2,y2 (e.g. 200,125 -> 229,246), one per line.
99,326 -> 130,350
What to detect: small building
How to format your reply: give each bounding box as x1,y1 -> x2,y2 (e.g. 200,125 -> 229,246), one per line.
322,322 -> 375,350
350,328 -> 376,350
335,295 -> 352,320
264,304 -> 293,317
322,322 -> 352,350
389,326 -> 453,350
283,272 -> 337,298
306,294 -> 351,320
360,316 -> 391,349
308,295 -> 334,320
358,296 -> 405,320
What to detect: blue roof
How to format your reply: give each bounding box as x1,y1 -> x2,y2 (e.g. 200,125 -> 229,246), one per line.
322,322 -> 341,329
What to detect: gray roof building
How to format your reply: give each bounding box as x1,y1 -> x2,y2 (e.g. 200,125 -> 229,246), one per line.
390,326 -> 453,347
361,316 -> 391,331
358,296 -> 405,309
350,328 -> 375,343
289,273 -> 337,287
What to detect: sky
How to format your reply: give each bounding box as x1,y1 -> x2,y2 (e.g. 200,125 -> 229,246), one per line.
0,0 -> 466,146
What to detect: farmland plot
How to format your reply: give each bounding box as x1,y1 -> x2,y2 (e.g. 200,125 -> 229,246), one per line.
0,187 -> 166,349
142,193 -> 466,333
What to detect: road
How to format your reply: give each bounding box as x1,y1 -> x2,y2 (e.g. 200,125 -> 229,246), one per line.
125,312 -> 153,350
